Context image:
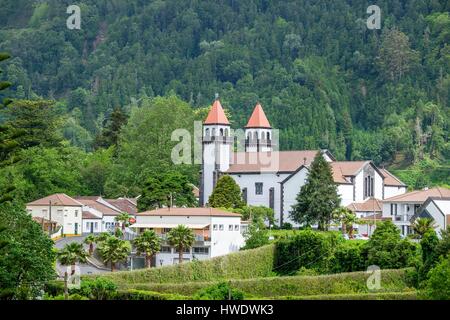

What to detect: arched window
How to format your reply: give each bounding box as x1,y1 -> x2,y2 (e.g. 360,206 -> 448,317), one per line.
205,128 -> 210,137
212,128 -> 216,136
267,132 -> 270,140
220,128 -> 224,136
254,131 -> 258,140
224,128 -> 229,137
247,132 -> 251,140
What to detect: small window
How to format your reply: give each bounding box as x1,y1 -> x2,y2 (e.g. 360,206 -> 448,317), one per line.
255,182 -> 263,195
86,222 -> 89,229
234,225 -> 239,231
94,222 -> 98,229
75,210 -> 78,217
160,246 -> 171,253
213,224 -> 218,231
193,247 -> 209,255
163,228 -> 171,233
174,247 -> 190,253
219,224 -> 224,231
228,224 -> 233,231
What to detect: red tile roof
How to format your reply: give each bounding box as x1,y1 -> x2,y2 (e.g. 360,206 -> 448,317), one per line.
105,198 -> 137,215
380,168 -> 406,186
347,198 -> 382,212
245,103 -> 271,128
27,193 -> 83,207
138,207 -> 241,217
383,187 -> 450,203
82,211 -> 102,219
75,198 -> 122,216
204,99 -> 230,125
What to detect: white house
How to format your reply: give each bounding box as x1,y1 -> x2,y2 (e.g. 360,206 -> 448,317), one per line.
200,99 -> 407,227
412,197 -> 450,236
130,207 -> 245,267
382,187 -> 450,236
27,193 -> 83,237
27,194 -> 138,237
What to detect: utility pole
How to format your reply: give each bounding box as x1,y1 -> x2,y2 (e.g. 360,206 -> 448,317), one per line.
48,200 -> 52,235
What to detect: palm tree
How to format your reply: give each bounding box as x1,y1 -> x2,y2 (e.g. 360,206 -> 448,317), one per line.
84,234 -> 96,255
98,236 -> 131,272
56,243 -> 88,299
167,225 -> 195,264
412,218 -> 437,238
95,232 -> 111,244
333,207 -> 360,238
115,212 -> 132,232
133,230 -> 161,268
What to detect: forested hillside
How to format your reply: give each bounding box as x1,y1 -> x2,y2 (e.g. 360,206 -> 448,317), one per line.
0,0 -> 449,200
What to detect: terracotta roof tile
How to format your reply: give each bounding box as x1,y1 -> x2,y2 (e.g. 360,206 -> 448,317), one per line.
27,193 -> 83,207
383,187 -> 450,203
380,169 -> 406,186
105,198 -> 137,215
138,207 -> 241,217
76,198 -> 122,216
245,103 -> 271,128
347,198 -> 382,212
204,99 -> 229,125
82,211 -> 102,219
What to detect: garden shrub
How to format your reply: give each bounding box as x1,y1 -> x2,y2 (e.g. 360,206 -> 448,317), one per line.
365,221 -> 419,269
71,277 -> 118,300
44,280 -> 64,297
274,230 -> 335,274
272,291 -> 417,300
193,282 -> 244,300
330,241 -> 366,273
421,255 -> 450,300
94,244 -> 275,284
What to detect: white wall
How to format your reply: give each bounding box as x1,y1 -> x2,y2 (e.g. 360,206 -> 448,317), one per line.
384,186 -> 407,199
338,184 -> 354,206
230,172 -> 288,224
27,205 -> 83,235
282,168 -> 308,225
210,216 -> 244,257
83,219 -> 102,234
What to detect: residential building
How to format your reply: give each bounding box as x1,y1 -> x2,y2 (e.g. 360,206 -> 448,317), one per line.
27,193 -> 83,236
347,197 -> 384,236
130,207 -> 245,267
382,187 -> 450,236
200,99 -> 407,227
411,197 -> 450,237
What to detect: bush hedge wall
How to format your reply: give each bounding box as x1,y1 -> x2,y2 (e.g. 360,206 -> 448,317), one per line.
120,269 -> 412,297
271,291 -> 417,300
94,244 -> 276,284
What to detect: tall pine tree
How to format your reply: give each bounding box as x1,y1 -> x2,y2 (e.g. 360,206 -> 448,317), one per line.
290,153 -> 340,230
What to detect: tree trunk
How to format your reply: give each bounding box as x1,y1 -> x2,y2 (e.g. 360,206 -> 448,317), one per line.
64,271 -> 69,300
146,255 -> 152,268
89,243 -> 94,255
342,223 -> 347,235
111,262 -> 115,272
179,248 -> 183,264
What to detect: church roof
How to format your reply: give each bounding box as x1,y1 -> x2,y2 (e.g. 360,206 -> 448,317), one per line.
204,99 -> 230,125
379,168 -> 406,186
226,150 -> 319,173
245,103 -> 271,128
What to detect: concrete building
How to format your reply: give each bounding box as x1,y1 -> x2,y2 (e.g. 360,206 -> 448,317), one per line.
130,207 -> 245,267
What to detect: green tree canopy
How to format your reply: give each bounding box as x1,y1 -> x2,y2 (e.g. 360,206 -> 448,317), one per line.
167,225 -> 195,264
208,175 -> 244,209
290,153 -> 340,230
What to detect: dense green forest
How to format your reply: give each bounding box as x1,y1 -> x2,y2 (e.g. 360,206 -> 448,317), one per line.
0,0 -> 449,202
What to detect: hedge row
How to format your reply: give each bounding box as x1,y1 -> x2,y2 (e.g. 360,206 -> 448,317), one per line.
119,268 -> 412,297
271,291 -> 417,300
94,244 -> 276,284
114,289 -> 188,300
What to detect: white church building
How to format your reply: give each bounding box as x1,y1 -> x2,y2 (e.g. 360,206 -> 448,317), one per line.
199,99 -> 408,227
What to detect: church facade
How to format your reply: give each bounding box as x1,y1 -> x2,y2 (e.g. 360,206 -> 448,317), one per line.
200,99 -> 407,227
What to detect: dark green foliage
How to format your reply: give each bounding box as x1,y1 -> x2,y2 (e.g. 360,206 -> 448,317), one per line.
290,153 -> 340,230
71,277 -> 118,300
330,241 -> 366,273
242,221 -> 269,250
193,282 -> 244,300
233,205 -> 275,225
138,171 -> 196,211
274,230 -> 334,275
94,107 -> 128,150
365,221 -> 419,269
0,202 -> 56,299
94,244 -> 275,284
114,289 -> 187,300
208,175 -> 244,209
421,255 -> 450,300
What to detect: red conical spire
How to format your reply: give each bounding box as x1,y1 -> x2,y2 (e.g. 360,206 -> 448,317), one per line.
245,103 -> 271,128
204,99 -> 230,125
